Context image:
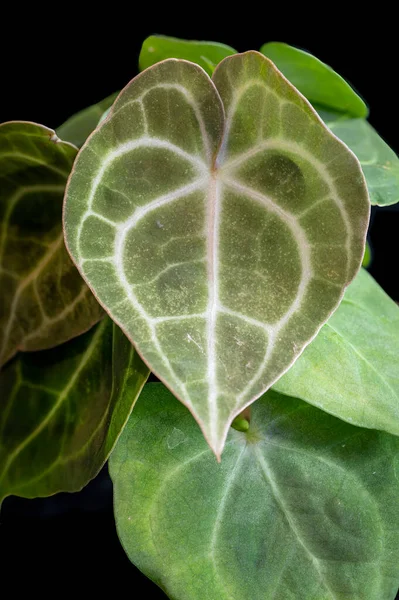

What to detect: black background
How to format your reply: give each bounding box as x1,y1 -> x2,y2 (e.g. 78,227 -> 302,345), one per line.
1,13 -> 398,599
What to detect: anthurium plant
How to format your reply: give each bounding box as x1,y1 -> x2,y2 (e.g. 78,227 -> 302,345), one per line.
1,35 -> 399,600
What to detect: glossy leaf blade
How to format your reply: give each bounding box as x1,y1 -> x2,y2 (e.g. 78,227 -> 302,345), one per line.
325,117 -> 399,206
64,52 -> 370,457
260,42 -> 368,118
111,383 -> 399,600
0,121 -> 103,367
139,35 -> 237,75
57,93 -> 118,147
274,269 -> 399,436
0,318 -> 149,501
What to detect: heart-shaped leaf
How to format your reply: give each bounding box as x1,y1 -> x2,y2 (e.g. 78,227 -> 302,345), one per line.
110,383 -> 399,600
322,115 -> 399,206
0,121 -> 103,367
274,268 -> 399,436
57,93 -> 119,148
139,35 -> 237,75
64,52 -> 370,457
261,42 -> 368,118
0,318 -> 149,502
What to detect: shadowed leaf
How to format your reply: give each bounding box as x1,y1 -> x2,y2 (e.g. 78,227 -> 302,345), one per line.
0,319 -> 149,501
57,93 -> 119,147
64,52 -> 369,457
0,121 -> 103,367
111,383 -> 399,600
362,240 -> 372,267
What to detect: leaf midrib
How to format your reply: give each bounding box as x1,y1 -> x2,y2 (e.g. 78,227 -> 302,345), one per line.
253,445 -> 337,600
0,233 -> 64,364
0,320 -> 106,486
208,444 -> 246,600
0,151 -> 71,179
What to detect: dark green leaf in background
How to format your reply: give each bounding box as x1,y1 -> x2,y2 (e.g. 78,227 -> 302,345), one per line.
260,42 -> 368,118
57,93 -> 119,148
111,383 -> 399,600
0,319 -> 149,502
362,240 -> 372,267
0,121 -> 103,367
139,35 -> 237,75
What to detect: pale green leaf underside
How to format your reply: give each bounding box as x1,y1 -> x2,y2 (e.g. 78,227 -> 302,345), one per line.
111,383 -> 399,600
57,93 -> 119,148
0,121 -> 103,367
0,318 -> 149,502
139,35 -> 237,76
274,269 -> 399,436
323,115 -> 399,206
261,42 -> 368,118
64,52 -> 369,457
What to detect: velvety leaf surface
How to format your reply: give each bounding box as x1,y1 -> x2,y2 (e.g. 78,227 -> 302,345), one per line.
57,93 -> 118,147
64,52 -> 370,457
139,35 -> 236,75
0,318 -> 149,502
260,42 -> 368,118
324,116 -> 399,206
111,383 -> 399,600
274,269 -> 399,436
0,122 -> 103,367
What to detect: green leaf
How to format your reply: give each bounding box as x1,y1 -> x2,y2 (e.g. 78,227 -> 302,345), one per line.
260,42 -> 368,118
64,52 -> 370,457
0,318 -> 149,502
0,121 -> 103,367
362,240 -> 372,267
110,383 -> 399,600
324,116 -> 399,206
57,93 -> 118,147
139,35 -> 237,75
274,269 -> 399,436
316,109 -> 399,206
